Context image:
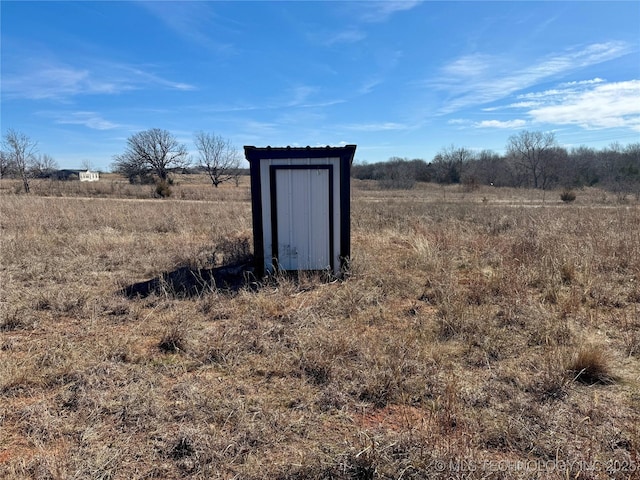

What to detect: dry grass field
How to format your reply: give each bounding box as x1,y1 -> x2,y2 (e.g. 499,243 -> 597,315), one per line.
1,176 -> 639,479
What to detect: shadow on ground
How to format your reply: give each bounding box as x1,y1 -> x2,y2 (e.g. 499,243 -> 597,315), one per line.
121,260 -> 256,299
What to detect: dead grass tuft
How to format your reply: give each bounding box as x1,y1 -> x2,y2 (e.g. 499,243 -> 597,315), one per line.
158,319 -> 190,353
569,344 -> 617,385
0,307 -> 38,331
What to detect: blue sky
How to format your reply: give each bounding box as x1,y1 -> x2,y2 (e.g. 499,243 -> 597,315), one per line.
2,1 -> 639,171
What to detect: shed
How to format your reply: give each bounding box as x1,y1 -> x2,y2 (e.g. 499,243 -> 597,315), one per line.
244,145 -> 356,277
79,170 -> 99,182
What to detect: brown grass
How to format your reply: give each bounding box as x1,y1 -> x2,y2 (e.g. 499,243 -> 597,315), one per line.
1,178 -> 639,479
569,344 -> 617,385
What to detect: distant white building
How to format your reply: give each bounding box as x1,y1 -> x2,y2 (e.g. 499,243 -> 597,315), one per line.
79,170 -> 99,182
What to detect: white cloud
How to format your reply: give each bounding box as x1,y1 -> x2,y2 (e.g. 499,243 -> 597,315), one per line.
528,80 -> 640,131
139,1 -> 236,54
269,85 -> 344,110
323,29 -> 367,46
241,120 -> 280,137
343,122 -> 409,132
475,79 -> 640,132
431,41 -> 632,114
41,111 -> 121,130
442,54 -> 494,77
518,89 -> 567,100
358,1 -> 422,22
559,78 -> 605,87
2,65 -> 126,100
448,119 -> 469,125
2,60 -> 196,100
508,101 -> 543,109
482,101 -> 542,111
58,112 -> 120,130
447,118 -> 527,129
473,119 -> 527,129
286,86 -> 318,106
358,78 -> 383,95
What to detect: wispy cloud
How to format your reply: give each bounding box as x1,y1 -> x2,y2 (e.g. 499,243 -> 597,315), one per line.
342,122 -> 409,132
457,79 -> 640,132
474,119 -> 527,129
192,84 -> 344,115
442,54 -> 494,78
238,120 -> 281,140
121,66 -> 196,92
430,41 -> 632,114
321,29 -> 367,46
286,86 -> 318,107
558,78 -> 605,87
447,118 -> 527,129
358,1 -> 422,23
358,78 -> 383,95
528,80 -> 640,131
138,1 -> 237,54
2,65 -> 127,100
52,111 -> 121,130
285,85 -> 345,109
481,101 -> 541,111
309,1 -> 419,50
2,60 -> 196,101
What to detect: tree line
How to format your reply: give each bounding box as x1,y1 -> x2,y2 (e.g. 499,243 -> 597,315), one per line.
0,128 -> 242,196
1,128 -> 241,194
3,127 -> 639,196
353,131 -> 640,195
0,130 -> 59,193
111,129 -> 241,194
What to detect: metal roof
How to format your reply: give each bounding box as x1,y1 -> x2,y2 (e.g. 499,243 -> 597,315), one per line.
244,145 -> 356,163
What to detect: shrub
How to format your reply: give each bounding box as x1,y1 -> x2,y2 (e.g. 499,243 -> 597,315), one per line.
560,189 -> 576,203
158,321 -> 189,353
155,180 -> 172,198
569,345 -> 616,385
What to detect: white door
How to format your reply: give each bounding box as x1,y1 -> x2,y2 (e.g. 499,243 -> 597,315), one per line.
274,168 -> 331,270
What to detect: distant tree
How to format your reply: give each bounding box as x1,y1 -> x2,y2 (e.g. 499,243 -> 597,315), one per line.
112,128 -> 189,183
32,153 -> 58,178
376,157 -> 417,189
1,129 -> 38,193
432,145 -> 474,184
507,130 -> 558,189
112,151 -> 150,184
409,158 -> 431,182
0,150 -> 13,179
617,143 -> 640,198
194,131 -> 241,187
351,160 -> 376,180
595,143 -> 622,187
349,142 -> 638,192
565,146 -> 599,187
470,150 -> 512,186
81,159 -> 93,171
539,146 -> 567,191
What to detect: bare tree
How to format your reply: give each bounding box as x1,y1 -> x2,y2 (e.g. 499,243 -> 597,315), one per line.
507,130 -> 558,189
194,131 -> 241,187
1,129 -> 38,193
376,157 -> 416,189
471,149 -> 512,186
32,154 -> 58,178
432,145 -> 475,184
538,146 -> 566,191
565,146 -> 599,187
112,150 -> 149,184
81,159 -> 93,171
112,128 -> 189,183
0,150 -> 13,179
